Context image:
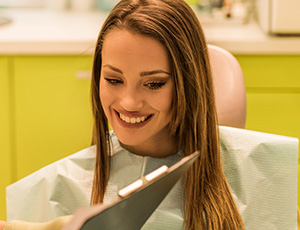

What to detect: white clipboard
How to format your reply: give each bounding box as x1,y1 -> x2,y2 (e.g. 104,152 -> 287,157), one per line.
63,151 -> 200,230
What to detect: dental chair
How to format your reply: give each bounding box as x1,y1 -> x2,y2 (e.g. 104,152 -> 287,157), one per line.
208,44 -> 247,128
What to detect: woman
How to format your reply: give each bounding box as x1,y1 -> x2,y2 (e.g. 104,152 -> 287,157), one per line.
90,0 -> 244,229
2,0 -> 244,229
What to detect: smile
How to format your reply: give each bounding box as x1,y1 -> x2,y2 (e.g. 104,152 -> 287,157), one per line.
118,112 -> 152,124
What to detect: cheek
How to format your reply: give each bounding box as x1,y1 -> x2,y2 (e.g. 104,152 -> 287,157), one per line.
165,94 -> 174,115
163,87 -> 174,120
149,89 -> 173,115
163,85 -> 174,111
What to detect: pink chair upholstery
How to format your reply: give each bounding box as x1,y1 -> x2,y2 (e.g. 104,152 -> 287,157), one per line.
208,45 -> 247,128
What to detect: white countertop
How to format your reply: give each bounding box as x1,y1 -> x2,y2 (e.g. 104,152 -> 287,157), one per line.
1,8 -> 300,55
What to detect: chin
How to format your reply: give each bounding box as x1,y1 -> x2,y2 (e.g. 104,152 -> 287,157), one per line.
115,132 -> 145,146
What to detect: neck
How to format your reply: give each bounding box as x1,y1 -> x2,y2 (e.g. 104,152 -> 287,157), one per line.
120,136 -> 179,158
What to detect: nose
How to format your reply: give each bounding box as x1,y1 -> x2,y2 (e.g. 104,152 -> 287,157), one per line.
119,87 -> 144,111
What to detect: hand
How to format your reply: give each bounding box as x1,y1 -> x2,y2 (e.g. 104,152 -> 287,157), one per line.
0,220 -> 6,230
0,216 -> 72,230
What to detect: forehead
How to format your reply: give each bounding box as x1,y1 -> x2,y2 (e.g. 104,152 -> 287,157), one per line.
102,29 -> 165,51
101,29 -> 170,70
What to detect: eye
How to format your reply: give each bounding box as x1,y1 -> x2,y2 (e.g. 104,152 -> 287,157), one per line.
104,77 -> 123,85
144,81 -> 166,90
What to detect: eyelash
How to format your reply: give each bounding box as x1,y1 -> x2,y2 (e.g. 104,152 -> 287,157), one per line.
104,77 -> 123,85
144,81 -> 166,90
104,78 -> 166,90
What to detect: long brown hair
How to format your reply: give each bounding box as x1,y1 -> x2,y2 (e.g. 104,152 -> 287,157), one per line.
90,0 -> 244,229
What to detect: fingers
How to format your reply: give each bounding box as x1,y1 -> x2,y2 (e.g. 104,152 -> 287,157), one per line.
0,220 -> 7,230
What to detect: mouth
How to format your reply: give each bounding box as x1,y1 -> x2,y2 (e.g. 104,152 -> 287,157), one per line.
115,111 -> 153,124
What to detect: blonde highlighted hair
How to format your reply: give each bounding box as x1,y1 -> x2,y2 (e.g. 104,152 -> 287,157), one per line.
90,0 -> 244,229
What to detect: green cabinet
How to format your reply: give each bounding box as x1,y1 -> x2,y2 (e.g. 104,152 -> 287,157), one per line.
0,55 -> 94,220
236,55 -> 300,207
0,57 -> 12,221
13,56 -> 94,179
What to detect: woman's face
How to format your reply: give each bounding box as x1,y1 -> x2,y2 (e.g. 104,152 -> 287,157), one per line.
100,29 -> 175,157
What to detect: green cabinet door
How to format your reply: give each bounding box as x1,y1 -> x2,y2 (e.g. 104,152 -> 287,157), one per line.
236,55 -> 300,207
236,55 -> 300,139
246,91 -> 300,138
13,56 -> 94,180
0,57 -> 12,220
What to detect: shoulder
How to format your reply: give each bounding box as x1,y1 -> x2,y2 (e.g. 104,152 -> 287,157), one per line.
9,145 -> 96,187
219,126 -> 298,229
219,125 -> 298,145
219,125 -> 298,177
6,146 -> 96,222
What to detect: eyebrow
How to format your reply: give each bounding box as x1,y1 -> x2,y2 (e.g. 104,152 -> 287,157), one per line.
140,70 -> 171,77
102,64 -> 123,74
102,64 -> 171,77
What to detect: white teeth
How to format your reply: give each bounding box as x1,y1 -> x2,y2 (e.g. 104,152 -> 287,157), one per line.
119,113 -> 149,124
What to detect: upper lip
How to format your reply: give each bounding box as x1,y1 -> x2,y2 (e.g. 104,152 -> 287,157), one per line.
115,109 -> 152,118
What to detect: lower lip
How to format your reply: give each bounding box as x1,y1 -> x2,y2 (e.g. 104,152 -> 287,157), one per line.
114,111 -> 153,128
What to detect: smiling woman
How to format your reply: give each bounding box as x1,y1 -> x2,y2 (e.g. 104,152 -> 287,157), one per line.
99,29 -> 175,157
90,0 -> 245,229
3,0 -> 245,229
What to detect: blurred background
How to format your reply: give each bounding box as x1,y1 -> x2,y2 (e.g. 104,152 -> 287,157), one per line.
0,0 -> 300,221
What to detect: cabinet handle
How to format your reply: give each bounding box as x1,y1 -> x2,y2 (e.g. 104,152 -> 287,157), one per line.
76,70 -> 92,80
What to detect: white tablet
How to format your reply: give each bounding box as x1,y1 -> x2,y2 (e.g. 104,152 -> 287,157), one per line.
63,151 -> 200,230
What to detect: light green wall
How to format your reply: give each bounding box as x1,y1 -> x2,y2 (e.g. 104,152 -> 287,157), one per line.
185,0 -> 198,5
